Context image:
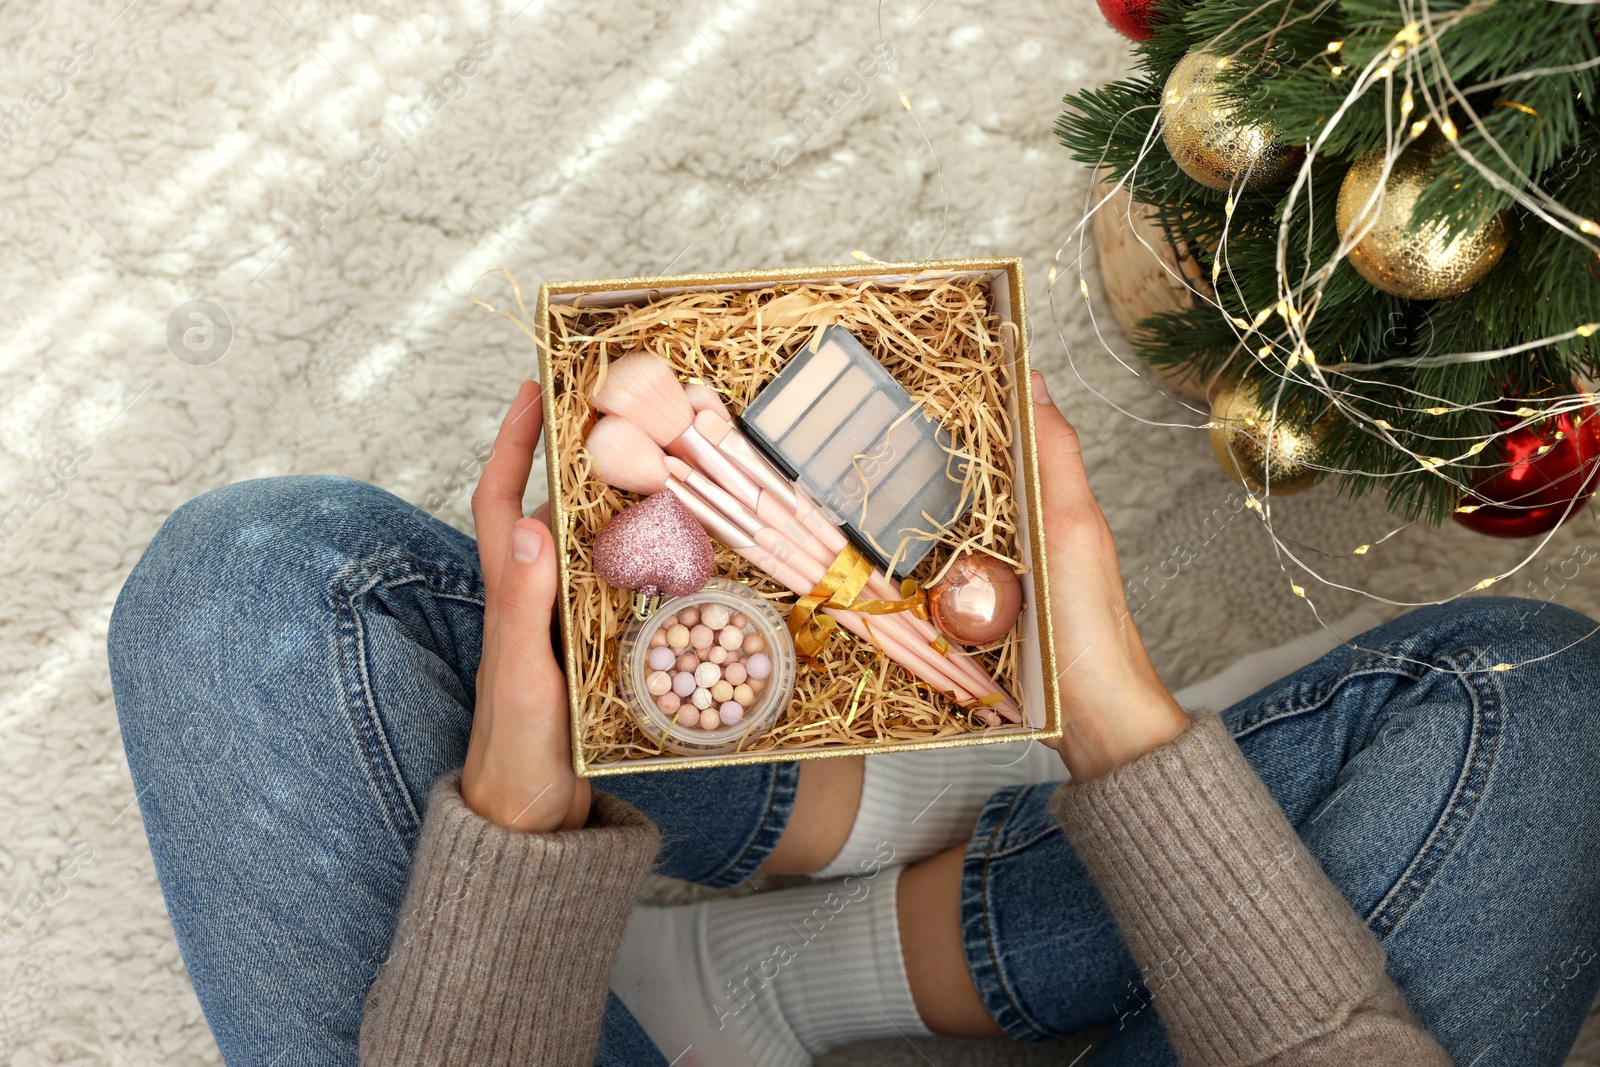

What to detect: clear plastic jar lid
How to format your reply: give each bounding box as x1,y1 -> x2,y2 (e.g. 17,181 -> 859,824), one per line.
618,578 -> 796,756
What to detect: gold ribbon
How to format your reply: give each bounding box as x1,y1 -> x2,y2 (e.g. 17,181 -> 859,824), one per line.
789,544 -> 876,661
787,544 -> 947,662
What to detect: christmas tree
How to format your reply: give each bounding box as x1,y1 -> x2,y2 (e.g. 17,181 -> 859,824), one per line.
1059,0 -> 1600,535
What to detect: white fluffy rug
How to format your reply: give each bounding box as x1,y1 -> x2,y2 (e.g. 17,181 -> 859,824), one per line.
2,0 -> 1597,1063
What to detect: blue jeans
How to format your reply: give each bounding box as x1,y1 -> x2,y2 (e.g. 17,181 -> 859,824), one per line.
110,476 -> 1600,1067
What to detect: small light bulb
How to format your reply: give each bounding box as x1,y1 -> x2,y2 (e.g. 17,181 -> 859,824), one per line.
1475,577 -> 1497,589
1352,544 -> 1370,555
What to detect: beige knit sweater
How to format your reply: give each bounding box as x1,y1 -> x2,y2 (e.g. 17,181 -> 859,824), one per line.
358,713 -> 1452,1066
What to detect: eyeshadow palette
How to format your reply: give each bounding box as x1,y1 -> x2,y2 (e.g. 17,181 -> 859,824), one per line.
741,325 -> 970,576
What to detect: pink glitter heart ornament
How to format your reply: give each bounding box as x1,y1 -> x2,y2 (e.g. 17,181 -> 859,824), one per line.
593,491 -> 714,600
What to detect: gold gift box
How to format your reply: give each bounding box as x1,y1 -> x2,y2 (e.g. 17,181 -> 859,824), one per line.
535,258 -> 1062,776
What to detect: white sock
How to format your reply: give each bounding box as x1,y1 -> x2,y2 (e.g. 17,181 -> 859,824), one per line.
814,738 -> 1066,879
611,866 -> 927,1067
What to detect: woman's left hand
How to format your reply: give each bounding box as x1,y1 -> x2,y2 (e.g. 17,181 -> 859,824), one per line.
460,380 -> 591,833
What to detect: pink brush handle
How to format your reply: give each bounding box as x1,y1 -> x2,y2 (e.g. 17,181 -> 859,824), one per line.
752,529 -> 999,709
739,538 -> 987,709
668,428 -> 762,511
753,494 -> 837,571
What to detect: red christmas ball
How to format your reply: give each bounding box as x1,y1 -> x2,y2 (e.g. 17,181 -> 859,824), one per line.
1097,0 -> 1160,41
1452,403 -> 1600,538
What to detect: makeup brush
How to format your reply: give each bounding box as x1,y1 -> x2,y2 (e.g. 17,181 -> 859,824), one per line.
692,408 -> 853,550
584,416 -> 666,494
587,422 -> 997,713
596,354 -> 838,555
684,382 -> 731,421
592,354 -> 765,510
682,388 -> 834,530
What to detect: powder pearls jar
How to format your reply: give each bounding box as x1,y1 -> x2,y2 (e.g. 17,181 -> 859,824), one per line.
619,578 -> 796,756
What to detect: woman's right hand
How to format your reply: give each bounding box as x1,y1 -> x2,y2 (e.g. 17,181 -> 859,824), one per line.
1029,371 -> 1189,779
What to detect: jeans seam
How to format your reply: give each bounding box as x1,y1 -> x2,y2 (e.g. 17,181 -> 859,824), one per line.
1363,650 -> 1503,938
1233,648 -> 1503,941
329,552 -> 485,853
1232,658 -> 1429,739
965,786 -> 1059,1043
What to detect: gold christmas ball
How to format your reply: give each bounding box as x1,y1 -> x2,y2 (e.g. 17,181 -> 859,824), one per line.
1161,51 -> 1300,192
1336,129 -> 1511,300
1208,380 -> 1324,494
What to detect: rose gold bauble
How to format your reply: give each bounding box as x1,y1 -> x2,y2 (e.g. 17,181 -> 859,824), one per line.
926,553 -> 1024,645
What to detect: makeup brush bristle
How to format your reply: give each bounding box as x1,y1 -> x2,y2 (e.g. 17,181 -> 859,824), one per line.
584,415 -> 670,495
684,383 -> 732,421
663,456 -> 696,482
591,353 -> 695,447
693,408 -> 730,445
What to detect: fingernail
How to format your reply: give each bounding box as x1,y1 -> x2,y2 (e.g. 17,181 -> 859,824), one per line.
1031,371 -> 1051,404
513,524 -> 543,563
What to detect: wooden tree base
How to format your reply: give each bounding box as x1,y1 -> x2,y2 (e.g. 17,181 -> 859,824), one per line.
1090,181 -> 1216,403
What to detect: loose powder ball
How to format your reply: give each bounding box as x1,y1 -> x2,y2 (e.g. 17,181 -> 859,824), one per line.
634,596 -> 779,734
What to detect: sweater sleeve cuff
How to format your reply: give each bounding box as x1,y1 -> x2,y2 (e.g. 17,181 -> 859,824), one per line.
359,774 -> 659,1067
1050,712 -> 1388,1065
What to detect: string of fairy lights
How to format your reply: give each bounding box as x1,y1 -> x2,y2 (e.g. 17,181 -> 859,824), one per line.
1042,0 -> 1600,673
